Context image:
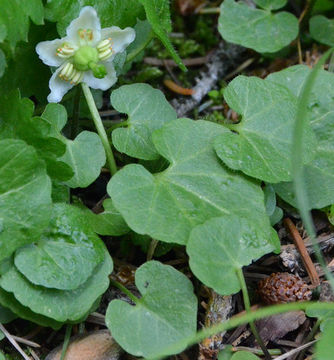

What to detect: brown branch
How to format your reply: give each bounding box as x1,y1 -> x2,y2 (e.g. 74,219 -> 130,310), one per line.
283,218 -> 320,287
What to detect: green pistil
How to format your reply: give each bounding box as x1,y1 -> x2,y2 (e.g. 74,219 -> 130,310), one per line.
73,45 -> 98,71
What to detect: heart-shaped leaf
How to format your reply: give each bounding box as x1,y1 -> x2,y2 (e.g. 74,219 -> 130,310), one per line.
214,76 -> 316,183
310,15 -> 334,47
111,83 -> 177,160
60,131 -> 106,188
187,216 -> 278,295
231,351 -> 261,360
108,119 -> 271,245
106,261 -> 197,358
0,139 -> 52,261
0,251 -> 112,322
89,199 -> 130,236
267,65 -> 334,208
218,0 -> 298,53
14,203 -> 106,290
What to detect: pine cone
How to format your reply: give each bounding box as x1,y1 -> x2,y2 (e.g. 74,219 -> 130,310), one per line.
258,272 -> 312,304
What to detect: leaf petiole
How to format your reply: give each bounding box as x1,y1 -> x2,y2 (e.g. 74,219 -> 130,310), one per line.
110,279 -> 139,304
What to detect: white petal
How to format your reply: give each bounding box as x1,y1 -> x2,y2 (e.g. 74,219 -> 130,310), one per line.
83,62 -> 117,91
66,6 -> 101,45
47,66 -> 74,103
36,39 -> 68,67
101,26 -> 136,56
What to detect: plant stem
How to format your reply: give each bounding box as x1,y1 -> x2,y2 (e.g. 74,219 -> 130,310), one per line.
236,268 -> 272,360
151,302 -> 334,359
147,239 -> 159,261
60,324 -> 72,360
291,47 -> 334,291
81,82 -> 117,175
70,86 -> 81,140
110,279 -> 139,304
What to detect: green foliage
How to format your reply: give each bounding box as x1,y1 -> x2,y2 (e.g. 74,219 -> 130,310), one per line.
106,261 -> 197,358
218,0 -> 298,53
89,199 -> 130,236
230,351 -> 261,360
41,103 -> 106,188
315,319 -> 334,360
0,91 -> 73,181
187,216 -> 278,295
111,83 -> 177,160
14,204 -> 106,290
0,305 -> 16,323
45,0 -> 145,36
310,15 -> 334,47
61,131 -> 106,188
0,139 -> 52,261
0,0 -> 43,49
267,65 -> 334,208
108,119 -> 271,245
138,0 -> 186,71
214,76 -> 316,183
254,0 -> 287,10
0,250 -> 112,322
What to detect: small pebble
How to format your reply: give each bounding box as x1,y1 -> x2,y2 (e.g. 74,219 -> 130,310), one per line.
46,330 -> 122,360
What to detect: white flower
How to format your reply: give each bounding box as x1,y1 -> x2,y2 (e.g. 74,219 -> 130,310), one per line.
36,6 -> 135,103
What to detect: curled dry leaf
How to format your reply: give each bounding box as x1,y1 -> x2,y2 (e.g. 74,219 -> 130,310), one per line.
45,330 -> 122,360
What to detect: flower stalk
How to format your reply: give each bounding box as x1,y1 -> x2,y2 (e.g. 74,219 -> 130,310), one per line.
81,82 -> 117,175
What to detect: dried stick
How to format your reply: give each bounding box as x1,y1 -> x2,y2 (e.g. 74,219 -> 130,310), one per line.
0,323 -> 31,360
171,42 -> 246,117
284,218 -> 320,287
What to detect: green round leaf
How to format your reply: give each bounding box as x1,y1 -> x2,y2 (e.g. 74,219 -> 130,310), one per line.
89,199 -> 130,236
106,261 -> 197,358
108,119 -> 271,245
267,65 -> 334,208
214,76 -> 316,183
0,288 -> 62,329
187,216 -> 277,295
14,203 -> 106,290
218,0 -> 298,53
0,251 -> 112,322
111,84 -> 177,160
0,139 -> 52,261
310,15 -> 334,47
60,131 -> 106,188
254,0 -> 287,10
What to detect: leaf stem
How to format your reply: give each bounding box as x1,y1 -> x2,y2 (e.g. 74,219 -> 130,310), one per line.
236,268 -> 272,360
151,302 -> 334,359
292,47 -> 334,291
110,279 -> 139,304
60,324 -> 72,360
81,82 -> 117,175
